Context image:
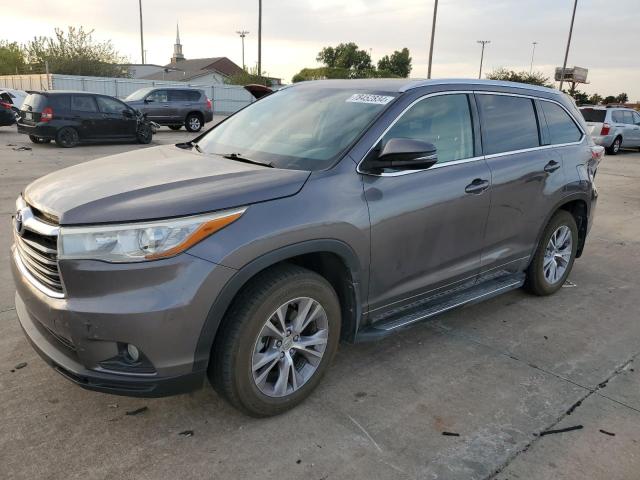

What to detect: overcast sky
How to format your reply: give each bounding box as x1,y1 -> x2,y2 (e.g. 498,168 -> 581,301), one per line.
5,0 -> 640,99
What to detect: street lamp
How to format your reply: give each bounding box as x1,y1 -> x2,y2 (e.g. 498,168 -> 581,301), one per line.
530,41 -> 538,74
138,0 -> 145,64
559,0 -> 579,91
236,30 -> 249,70
257,0 -> 262,76
477,40 -> 490,79
427,0 -> 438,79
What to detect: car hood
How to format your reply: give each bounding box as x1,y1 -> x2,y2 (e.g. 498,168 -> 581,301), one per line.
24,145 -> 311,225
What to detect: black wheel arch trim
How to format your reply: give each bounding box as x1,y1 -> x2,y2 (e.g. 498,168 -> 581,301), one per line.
192,239 -> 363,372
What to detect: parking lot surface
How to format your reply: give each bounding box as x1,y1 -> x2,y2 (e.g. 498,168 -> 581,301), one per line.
1,124 -> 639,480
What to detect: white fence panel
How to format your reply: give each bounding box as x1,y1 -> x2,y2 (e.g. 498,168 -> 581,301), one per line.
0,74 -> 254,114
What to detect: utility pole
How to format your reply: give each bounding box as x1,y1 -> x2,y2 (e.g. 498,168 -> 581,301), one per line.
477,40 -> 490,79
427,0 -> 438,79
138,0 -> 145,64
559,0 -> 578,92
530,41 -> 538,74
258,0 -> 262,77
236,30 -> 249,70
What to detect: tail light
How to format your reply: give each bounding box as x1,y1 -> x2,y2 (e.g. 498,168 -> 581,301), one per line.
206,98 -> 212,111
600,123 -> 610,135
0,101 -> 11,110
41,106 -> 53,122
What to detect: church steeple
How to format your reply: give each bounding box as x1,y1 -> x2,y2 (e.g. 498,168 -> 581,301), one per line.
171,22 -> 185,63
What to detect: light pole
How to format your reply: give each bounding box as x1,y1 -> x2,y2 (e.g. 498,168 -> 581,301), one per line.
477,40 -> 490,79
559,0 -> 578,91
236,30 -> 249,70
138,0 -> 145,64
257,0 -> 262,77
427,0 -> 438,79
530,41 -> 538,74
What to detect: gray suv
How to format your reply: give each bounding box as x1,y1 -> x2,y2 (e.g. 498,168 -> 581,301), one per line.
580,106 -> 640,154
11,79 -> 601,416
125,87 -> 213,132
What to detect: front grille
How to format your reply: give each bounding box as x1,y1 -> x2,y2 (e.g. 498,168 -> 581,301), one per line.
14,203 -> 64,297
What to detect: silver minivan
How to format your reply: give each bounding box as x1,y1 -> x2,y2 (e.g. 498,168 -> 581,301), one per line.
580,106 -> 640,154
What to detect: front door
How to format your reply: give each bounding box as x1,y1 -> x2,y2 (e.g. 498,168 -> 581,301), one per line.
96,96 -> 137,138
144,89 -> 173,123
362,93 -> 491,316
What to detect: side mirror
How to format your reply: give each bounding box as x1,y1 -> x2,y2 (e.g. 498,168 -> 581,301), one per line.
367,138 -> 438,171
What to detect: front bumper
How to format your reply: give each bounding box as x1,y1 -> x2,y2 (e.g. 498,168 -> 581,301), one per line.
11,247 -> 236,397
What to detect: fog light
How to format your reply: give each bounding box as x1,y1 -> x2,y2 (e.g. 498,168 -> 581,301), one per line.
126,344 -> 140,362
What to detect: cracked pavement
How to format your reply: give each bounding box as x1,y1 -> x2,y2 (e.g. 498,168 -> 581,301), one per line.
1,126 -> 639,479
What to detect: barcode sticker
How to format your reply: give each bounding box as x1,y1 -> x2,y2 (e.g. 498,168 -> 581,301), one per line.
346,94 -> 395,105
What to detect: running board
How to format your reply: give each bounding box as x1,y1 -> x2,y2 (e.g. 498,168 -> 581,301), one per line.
355,274 -> 525,342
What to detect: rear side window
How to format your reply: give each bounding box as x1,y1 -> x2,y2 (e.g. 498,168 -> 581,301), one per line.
22,94 -> 47,111
72,96 -> 98,112
169,90 -> 200,102
540,101 -> 582,145
382,93 -> 474,164
580,108 -> 606,123
476,94 -> 540,155
611,111 -> 625,123
48,95 -> 71,110
622,111 -> 635,125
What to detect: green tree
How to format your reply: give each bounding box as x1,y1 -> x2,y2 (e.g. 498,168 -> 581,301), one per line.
588,93 -> 603,105
603,95 -> 617,104
226,65 -> 273,86
24,26 -> 128,77
377,48 -> 412,78
316,43 -> 372,74
569,90 -> 589,105
292,67 -> 351,83
0,41 -> 26,75
486,68 -> 553,88
616,92 -> 629,103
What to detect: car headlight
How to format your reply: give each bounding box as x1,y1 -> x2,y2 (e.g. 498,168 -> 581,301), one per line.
59,207 -> 246,263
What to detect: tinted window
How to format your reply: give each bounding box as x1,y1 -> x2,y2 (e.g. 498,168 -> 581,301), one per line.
21,94 -> 47,112
96,96 -> 126,114
580,108 -> 606,123
477,94 -> 540,155
633,112 -> 640,125
381,94 -> 474,163
72,96 -> 98,112
541,101 -> 582,145
48,95 -> 71,110
169,90 -> 200,102
146,90 -> 168,102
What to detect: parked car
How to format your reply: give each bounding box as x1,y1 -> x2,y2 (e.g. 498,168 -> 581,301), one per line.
124,87 -> 213,132
580,105 -> 640,154
0,97 -> 16,126
0,88 -> 28,126
16,91 -> 154,147
11,79 -> 602,416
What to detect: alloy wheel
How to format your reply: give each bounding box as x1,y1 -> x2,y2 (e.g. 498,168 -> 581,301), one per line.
189,117 -> 201,130
251,297 -> 329,397
543,225 -> 572,285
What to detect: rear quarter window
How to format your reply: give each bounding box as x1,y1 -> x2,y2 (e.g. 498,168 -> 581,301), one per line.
476,94 -> 540,155
48,95 -> 71,110
541,101 -> 582,145
579,108 -> 606,123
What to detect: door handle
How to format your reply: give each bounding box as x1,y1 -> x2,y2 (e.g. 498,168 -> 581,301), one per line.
544,160 -> 561,173
465,178 -> 490,194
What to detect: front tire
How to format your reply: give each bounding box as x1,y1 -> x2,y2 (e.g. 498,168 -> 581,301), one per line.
136,123 -> 153,144
54,127 -> 79,148
210,264 -> 341,417
606,136 -> 622,155
185,113 -> 202,132
525,210 -> 578,296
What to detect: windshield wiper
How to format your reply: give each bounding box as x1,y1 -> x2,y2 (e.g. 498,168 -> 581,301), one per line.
221,152 -> 274,168
175,140 -> 203,152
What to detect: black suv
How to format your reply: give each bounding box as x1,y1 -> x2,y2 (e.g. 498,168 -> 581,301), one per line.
124,87 -> 214,132
17,91 -> 153,147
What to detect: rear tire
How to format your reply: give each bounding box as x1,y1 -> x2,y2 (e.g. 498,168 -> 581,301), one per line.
29,135 -> 50,144
185,113 -> 202,132
525,210 -> 578,296
209,264 -> 341,417
169,125 -> 182,131
606,136 -> 622,155
54,127 -> 79,148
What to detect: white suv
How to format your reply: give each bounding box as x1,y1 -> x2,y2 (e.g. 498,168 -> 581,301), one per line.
580,106 -> 640,154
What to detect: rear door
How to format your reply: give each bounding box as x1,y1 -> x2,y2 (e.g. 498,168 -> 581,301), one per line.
70,95 -> 103,139
611,110 -> 631,144
168,89 -> 194,122
476,92 -> 565,276
95,96 -> 137,138
623,111 -> 640,146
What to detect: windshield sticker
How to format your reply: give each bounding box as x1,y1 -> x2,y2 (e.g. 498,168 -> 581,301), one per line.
346,94 -> 395,105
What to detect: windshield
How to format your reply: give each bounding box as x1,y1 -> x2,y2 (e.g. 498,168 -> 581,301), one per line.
197,86 -> 397,170
125,88 -> 153,101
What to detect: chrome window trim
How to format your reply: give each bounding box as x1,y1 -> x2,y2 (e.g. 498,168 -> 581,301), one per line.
357,90 -> 587,177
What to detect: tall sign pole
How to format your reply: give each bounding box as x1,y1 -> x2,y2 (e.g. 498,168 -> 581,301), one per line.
530,41 -> 538,74
258,0 -> 262,77
559,0 -> 578,92
477,40 -> 490,79
138,0 -> 145,64
427,0 -> 438,79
